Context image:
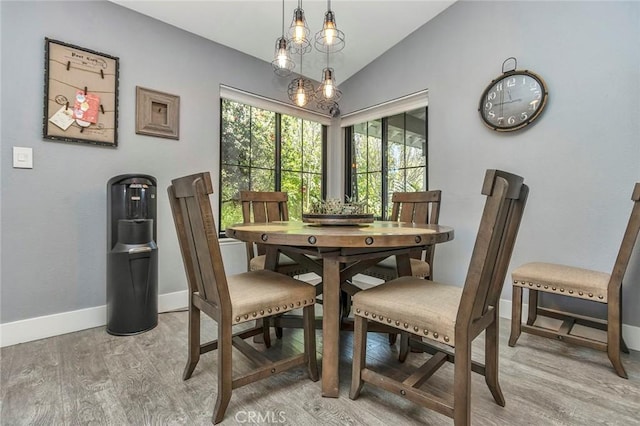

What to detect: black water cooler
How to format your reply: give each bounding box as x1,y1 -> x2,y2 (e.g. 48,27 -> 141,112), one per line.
107,174 -> 158,335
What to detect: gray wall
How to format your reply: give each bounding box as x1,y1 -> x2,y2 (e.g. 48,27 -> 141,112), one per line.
0,0 -> 298,323
341,0 -> 640,326
1,0 -> 639,331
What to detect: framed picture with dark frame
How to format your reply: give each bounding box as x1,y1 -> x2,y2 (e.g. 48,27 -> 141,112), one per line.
43,38 -> 119,147
135,86 -> 180,140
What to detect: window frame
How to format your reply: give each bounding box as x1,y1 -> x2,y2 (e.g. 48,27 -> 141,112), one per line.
218,92 -> 328,237
344,104 -> 428,220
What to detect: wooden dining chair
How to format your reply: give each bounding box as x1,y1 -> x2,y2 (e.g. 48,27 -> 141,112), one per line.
239,190 -> 310,277
509,182 -> 640,378
350,170 -> 528,426
168,172 -> 318,424
359,190 -> 442,281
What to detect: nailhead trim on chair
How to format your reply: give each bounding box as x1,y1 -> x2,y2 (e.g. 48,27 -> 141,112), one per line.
513,280 -> 606,302
358,310 -> 452,346
234,298 -> 315,324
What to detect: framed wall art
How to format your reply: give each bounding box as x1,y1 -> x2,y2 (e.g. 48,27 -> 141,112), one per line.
43,38 -> 119,147
135,86 -> 180,140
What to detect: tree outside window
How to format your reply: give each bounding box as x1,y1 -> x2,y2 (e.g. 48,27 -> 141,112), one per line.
347,107 -> 427,219
220,99 -> 325,233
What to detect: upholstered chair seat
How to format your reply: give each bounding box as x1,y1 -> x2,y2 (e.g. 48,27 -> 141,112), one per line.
363,256 -> 432,281
248,253 -> 307,275
353,277 -> 461,346
513,262 -> 609,302
229,269 -> 315,325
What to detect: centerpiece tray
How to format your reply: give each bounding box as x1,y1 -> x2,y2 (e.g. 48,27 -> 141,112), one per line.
302,213 -> 374,226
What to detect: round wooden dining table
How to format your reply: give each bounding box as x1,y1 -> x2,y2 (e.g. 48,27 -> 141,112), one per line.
226,220 -> 454,397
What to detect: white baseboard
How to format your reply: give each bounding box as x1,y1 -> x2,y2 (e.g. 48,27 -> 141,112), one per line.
0,290 -> 188,348
2,294 -> 638,351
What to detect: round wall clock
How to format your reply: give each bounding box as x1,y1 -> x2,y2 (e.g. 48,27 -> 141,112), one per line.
479,58 -> 548,132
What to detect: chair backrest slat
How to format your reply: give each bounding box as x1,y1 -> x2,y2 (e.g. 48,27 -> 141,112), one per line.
457,170 -> 528,327
390,191 -> 442,262
240,191 -> 289,259
609,183 -> 640,294
168,172 -> 229,314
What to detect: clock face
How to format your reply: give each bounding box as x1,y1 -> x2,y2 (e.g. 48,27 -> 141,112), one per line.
479,70 -> 548,132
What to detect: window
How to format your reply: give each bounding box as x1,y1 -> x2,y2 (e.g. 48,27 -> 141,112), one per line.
220,98 -> 326,233
346,106 -> 427,219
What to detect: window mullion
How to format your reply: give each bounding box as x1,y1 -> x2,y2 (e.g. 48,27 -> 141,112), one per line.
381,118 -> 389,220
275,113 -> 282,191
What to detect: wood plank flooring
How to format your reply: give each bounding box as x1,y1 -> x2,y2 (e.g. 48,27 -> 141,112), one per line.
1,311 -> 638,425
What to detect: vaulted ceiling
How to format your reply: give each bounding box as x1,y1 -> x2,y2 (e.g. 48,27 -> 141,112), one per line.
110,1 -> 456,83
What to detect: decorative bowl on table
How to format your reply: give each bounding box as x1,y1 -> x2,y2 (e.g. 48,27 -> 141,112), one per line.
302,198 -> 374,225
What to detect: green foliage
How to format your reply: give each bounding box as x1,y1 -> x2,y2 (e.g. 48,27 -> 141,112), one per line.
349,108 -> 427,220
220,100 -> 323,230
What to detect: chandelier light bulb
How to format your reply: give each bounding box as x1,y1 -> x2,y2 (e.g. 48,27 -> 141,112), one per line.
323,80 -> 334,98
272,37 -> 294,76
324,21 -> 336,45
277,48 -> 288,68
296,86 -> 307,106
291,8 -> 308,45
294,23 -> 305,43
321,68 -> 337,99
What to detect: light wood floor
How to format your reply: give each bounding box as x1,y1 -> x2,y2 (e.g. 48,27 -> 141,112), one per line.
1,310 -> 639,425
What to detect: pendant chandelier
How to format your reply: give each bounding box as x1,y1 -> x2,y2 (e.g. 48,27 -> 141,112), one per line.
314,1 -> 345,54
315,52 -> 342,113
271,0 -> 295,77
287,0 -> 312,55
287,52 -> 315,107
273,0 -> 345,111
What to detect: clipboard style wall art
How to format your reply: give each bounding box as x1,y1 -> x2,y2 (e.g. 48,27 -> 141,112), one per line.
43,38 -> 119,147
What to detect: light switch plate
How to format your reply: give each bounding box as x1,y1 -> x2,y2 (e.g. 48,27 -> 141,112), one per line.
13,147 -> 33,169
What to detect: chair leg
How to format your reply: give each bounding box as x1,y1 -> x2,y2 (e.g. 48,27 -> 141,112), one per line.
607,298 -> 628,379
212,321 -> 233,424
526,289 -> 538,326
350,315 -> 368,400
183,302 -> 200,380
303,305 -> 319,382
453,337 -> 472,426
484,315 -> 505,406
398,332 -> 410,362
262,318 -> 271,348
340,289 -> 351,319
252,319 -> 267,343
508,285 -> 523,347
388,333 -> 397,345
